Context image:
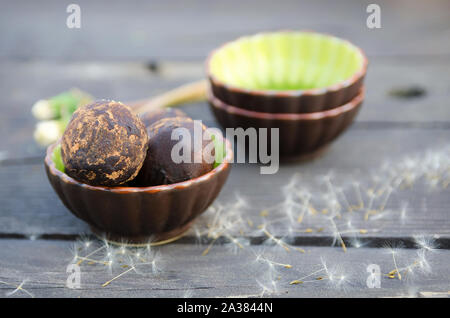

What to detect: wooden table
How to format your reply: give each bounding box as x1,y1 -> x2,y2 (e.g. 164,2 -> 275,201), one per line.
0,0 -> 449,298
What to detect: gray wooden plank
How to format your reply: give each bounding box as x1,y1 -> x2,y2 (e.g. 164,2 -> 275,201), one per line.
1,0 -> 449,300
0,127 -> 448,239
0,60 -> 178,160
1,0 -> 449,61
1,55 -> 449,161
0,239 -> 448,298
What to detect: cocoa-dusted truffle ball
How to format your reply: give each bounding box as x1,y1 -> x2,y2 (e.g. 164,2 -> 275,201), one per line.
134,117 -> 215,186
140,108 -> 187,127
61,100 -> 148,186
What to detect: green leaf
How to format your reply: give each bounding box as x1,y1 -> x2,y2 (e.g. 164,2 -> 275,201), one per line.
48,89 -> 93,120
52,144 -> 65,172
212,134 -> 226,168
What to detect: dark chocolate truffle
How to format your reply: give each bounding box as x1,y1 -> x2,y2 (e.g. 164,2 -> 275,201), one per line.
140,108 -> 187,127
134,117 -> 215,186
61,100 -> 148,186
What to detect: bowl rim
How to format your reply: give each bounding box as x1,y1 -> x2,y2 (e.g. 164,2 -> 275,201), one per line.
209,86 -> 364,121
206,30 -> 368,97
45,137 -> 233,194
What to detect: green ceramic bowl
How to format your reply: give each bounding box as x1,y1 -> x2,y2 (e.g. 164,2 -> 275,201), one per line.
207,31 -> 367,113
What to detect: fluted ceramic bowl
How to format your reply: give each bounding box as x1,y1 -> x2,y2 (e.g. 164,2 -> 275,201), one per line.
207,31 -> 367,114
45,139 -> 233,245
209,88 -> 364,160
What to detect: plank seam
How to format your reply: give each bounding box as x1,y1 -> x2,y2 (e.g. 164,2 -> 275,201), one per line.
1,234 -> 449,249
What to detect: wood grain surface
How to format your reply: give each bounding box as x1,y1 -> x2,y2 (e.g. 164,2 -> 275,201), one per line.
0,0 -> 448,298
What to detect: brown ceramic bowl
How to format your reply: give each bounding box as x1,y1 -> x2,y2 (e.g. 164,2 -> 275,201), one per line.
209,88 -> 364,160
44,139 -> 233,245
207,31 -> 367,114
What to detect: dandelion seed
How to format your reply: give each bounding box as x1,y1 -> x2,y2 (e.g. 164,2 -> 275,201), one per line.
443,178 -> 449,189
202,234 -> 222,256
1,280 -> 34,298
386,248 -> 432,281
262,228 -> 290,252
349,237 -> 366,249
368,209 -> 392,221
77,245 -> 106,266
256,280 -> 275,298
118,245 -> 127,255
150,257 -> 161,275
224,234 -> 245,252
102,266 -> 136,287
290,266 -> 326,286
297,211 -> 305,224
399,202 -> 408,224
352,181 -> 364,210
336,188 -> 353,212
76,235 -> 94,250
327,198 -> 342,218
377,186 -> 393,211
282,174 -> 301,194
75,256 -> 110,265
198,196 -> 250,255
385,245 -> 402,280
290,280 -> 303,285
401,172 -> 417,189
426,174 -> 440,189
376,187 -> 386,197
292,259 -> 349,289
308,204 -> 319,215
27,234 -> 39,241
363,210 -> 373,221
322,173 -> 336,195
329,217 -> 347,252
256,267 -> 278,298
414,249 -> 432,274
365,190 -> 376,213
255,254 -> 292,269
413,235 -> 439,252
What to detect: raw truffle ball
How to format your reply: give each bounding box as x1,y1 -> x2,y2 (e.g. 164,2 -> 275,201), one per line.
140,108 -> 187,127
133,117 -> 215,186
61,100 -> 148,186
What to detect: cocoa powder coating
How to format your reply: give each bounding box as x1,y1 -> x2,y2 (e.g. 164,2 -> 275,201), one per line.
61,100 -> 148,186
140,108 -> 188,127
133,117 -> 214,186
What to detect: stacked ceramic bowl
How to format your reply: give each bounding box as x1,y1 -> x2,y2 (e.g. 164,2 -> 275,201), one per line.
207,31 -> 367,160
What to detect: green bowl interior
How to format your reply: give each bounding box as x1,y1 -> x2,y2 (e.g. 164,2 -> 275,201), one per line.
209,32 -> 365,91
